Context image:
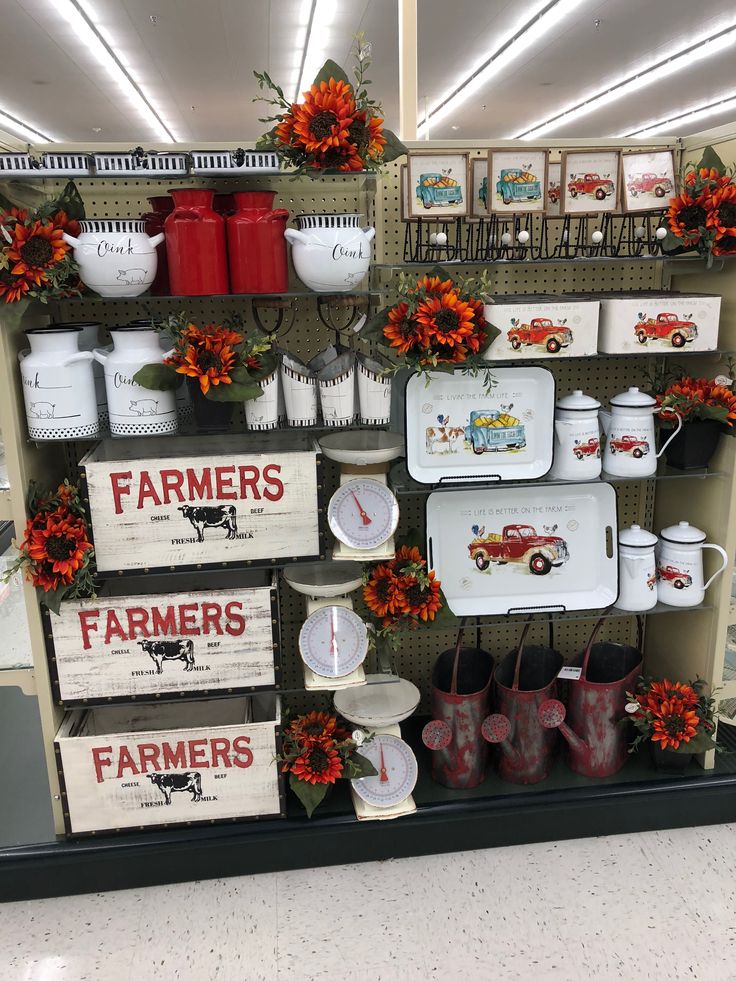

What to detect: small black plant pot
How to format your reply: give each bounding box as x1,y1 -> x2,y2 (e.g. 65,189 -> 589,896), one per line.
662,419 -> 722,470
187,379 -> 235,434
649,743 -> 693,773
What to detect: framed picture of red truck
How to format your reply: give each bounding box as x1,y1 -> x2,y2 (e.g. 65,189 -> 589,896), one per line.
561,150 -> 620,215
620,149 -> 676,213
487,149 -> 548,214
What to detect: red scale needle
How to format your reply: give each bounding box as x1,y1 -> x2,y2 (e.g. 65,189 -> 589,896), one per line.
350,490 -> 372,526
379,744 -> 389,783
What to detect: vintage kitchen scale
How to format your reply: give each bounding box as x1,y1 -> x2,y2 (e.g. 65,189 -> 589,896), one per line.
320,431 -> 403,561
283,561 -> 369,691
334,674 -> 421,821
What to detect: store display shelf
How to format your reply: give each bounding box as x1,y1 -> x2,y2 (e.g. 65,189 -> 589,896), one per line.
3,717 -> 736,902
51,288 -> 381,304
373,255 -> 734,272
389,460 -> 723,497
0,666 -> 34,694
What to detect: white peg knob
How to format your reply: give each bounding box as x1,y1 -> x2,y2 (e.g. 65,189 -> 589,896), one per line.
429,232 -> 438,245
517,230 -> 530,245
561,230 -> 569,244
634,225 -> 646,239
592,230 -> 604,244
435,231 -> 448,246
655,227 -> 667,241
501,232 -> 512,246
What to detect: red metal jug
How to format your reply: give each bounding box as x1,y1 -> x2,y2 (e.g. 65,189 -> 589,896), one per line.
164,189 -> 229,296
142,195 -> 173,295
227,191 -> 289,294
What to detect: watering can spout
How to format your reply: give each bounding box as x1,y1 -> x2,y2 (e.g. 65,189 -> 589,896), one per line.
481,714 -> 523,767
537,698 -> 592,763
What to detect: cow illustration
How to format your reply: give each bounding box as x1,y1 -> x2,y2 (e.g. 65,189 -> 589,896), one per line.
137,638 -> 195,674
129,399 -> 159,415
117,268 -> 147,285
178,504 -> 238,542
147,771 -> 202,805
29,402 -> 55,418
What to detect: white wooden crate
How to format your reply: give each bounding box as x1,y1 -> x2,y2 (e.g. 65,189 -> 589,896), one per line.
55,694 -> 283,836
79,433 -> 324,576
44,570 -> 280,706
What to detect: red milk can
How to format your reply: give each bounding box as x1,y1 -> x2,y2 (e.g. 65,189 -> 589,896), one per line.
482,623 -> 564,784
164,189 -> 229,296
549,614 -> 642,778
422,631 -> 494,789
227,191 -> 289,294
142,195 -> 173,295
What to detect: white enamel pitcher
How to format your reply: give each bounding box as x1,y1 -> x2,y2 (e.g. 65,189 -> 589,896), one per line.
656,521 -> 728,608
284,213 -> 375,292
550,389 -> 601,481
617,524 -> 658,612
600,387 -> 682,477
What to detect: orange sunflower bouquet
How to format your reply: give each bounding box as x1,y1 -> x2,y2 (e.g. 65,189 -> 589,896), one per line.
0,187 -> 83,303
625,677 -> 717,758
662,145 -> 736,264
657,375 -> 736,429
254,36 -> 405,174
133,313 -> 277,402
4,480 -> 95,614
276,710 -> 376,817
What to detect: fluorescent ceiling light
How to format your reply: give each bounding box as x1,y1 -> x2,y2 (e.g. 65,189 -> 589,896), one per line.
294,0 -> 337,102
52,0 -> 178,142
516,20 -> 736,139
0,108 -> 55,143
417,0 -> 588,137
624,93 -> 736,138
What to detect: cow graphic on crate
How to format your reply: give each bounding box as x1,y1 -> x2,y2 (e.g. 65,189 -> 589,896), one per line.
178,504 -> 238,541
147,771 -> 203,804
137,638 -> 195,674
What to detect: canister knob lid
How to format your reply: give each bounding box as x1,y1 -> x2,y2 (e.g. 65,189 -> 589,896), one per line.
659,520 -> 706,544
618,523 -> 658,547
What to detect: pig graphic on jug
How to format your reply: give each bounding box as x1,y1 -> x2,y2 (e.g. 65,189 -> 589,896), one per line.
129,399 -> 159,416
29,402 -> 55,418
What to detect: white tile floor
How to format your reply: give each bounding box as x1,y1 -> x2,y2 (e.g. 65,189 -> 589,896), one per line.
1,823 -> 735,981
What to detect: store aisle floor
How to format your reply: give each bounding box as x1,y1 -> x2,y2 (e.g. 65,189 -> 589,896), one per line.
1,822 -> 734,981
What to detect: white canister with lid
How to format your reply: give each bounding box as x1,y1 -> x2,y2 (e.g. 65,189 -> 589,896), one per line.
618,524 -> 658,612
656,520 -> 728,608
550,389 -> 601,480
599,386 -> 682,478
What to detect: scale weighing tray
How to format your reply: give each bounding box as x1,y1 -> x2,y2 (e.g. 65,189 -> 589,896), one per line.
426,482 -> 618,616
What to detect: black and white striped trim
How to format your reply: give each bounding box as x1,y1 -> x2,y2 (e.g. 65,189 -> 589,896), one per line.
79,219 -> 147,234
297,214 -> 362,230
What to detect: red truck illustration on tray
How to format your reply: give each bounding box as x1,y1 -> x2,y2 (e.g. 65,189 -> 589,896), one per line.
507,317 -> 572,353
567,173 -> 615,200
573,437 -> 601,460
468,524 -> 570,576
608,435 -> 649,458
635,312 -> 698,348
657,565 -> 692,589
626,173 -> 673,198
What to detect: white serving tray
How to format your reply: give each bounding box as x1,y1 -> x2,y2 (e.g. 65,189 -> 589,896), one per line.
405,366 -> 555,484
426,482 -> 618,616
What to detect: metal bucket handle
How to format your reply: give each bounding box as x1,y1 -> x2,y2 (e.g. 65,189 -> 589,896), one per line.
581,607 -> 643,680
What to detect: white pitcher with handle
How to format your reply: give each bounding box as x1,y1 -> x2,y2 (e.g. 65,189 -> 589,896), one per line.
550,389 -> 601,481
618,524 -> 658,612
284,214 -> 375,292
600,387 -> 682,477
656,521 -> 728,608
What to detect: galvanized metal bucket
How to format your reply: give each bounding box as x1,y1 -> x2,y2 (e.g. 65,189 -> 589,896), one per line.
554,614 -> 642,777
482,623 -> 564,785
422,628 -> 494,789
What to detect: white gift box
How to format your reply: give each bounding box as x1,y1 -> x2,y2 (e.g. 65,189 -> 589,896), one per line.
596,291 -> 721,353
482,294 -> 599,360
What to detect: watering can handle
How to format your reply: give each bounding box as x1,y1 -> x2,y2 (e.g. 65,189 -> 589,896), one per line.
450,619 -> 467,696
512,621 -> 533,691
581,607 -> 644,678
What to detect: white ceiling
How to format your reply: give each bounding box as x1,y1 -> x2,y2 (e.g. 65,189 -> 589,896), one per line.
1,0 -> 735,145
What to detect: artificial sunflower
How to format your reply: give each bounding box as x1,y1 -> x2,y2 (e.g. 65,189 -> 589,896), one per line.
648,679 -> 700,707
706,184 -> 736,237
288,710 -> 338,743
667,191 -> 710,246
0,269 -> 31,303
290,743 -> 344,785
347,110 -> 386,162
310,142 -> 365,172
393,544 -> 426,568
383,302 -> 425,354
684,167 -> 731,190
363,563 -> 401,617
713,233 -> 736,256
415,292 -> 476,349
173,340 -> 237,394
7,218 -> 71,287
650,699 -> 700,751
288,78 -> 356,155
25,510 -> 93,585
396,570 -> 442,623
415,274 -> 454,298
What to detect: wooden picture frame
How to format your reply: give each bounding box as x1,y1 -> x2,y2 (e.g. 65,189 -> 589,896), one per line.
620,149 -> 676,213
560,149 -> 621,215
399,163 -> 418,223
545,162 -> 562,216
469,157 -> 489,221
407,151 -> 470,219
487,148 -> 548,215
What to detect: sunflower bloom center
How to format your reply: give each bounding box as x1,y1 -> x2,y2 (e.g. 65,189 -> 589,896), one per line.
677,204 -> 707,231
404,582 -> 426,607
46,534 -> 76,560
20,235 -> 53,268
717,201 -> 736,227
306,746 -> 331,774
303,721 -> 324,737
433,309 -> 460,334
310,111 -> 338,140
198,350 -> 221,372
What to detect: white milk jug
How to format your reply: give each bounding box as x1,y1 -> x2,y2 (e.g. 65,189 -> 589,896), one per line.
656,521 -> 728,608
19,326 -> 99,441
600,387 -> 682,477
284,214 -> 374,292
618,524 -> 658,612
550,389 -> 601,481
94,326 -> 177,437
63,219 -> 164,298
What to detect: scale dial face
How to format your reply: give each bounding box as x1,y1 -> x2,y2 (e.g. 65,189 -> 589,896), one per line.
351,733 -> 418,809
328,478 -> 399,551
298,605 -> 368,678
